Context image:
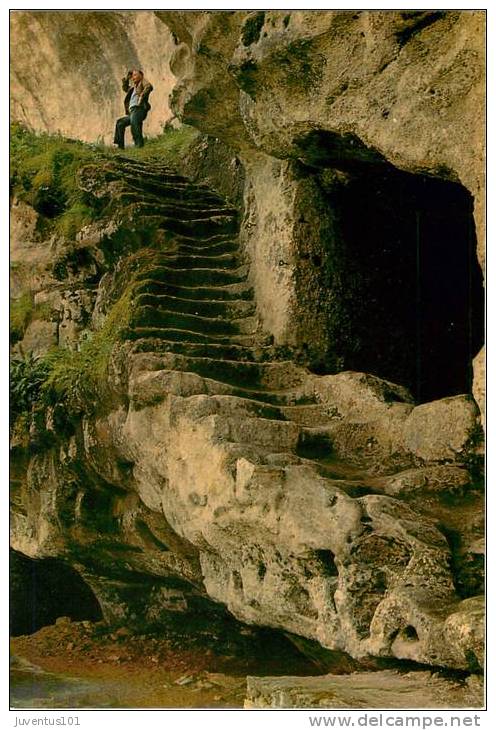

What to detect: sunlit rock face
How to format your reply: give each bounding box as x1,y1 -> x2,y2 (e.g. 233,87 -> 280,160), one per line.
245,671 -> 484,709
163,11 -> 484,252
10,10 -> 176,143
160,9 -> 485,405
10,11 -> 485,680
9,156 -> 484,673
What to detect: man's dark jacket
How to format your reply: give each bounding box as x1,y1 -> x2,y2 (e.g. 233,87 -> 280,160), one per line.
122,75 -> 153,115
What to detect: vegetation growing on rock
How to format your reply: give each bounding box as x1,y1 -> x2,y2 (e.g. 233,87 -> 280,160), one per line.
10,123 -> 103,237
10,353 -> 50,425
41,284 -> 134,412
9,12 -> 485,701
10,123 -> 200,239
10,125 -> 202,434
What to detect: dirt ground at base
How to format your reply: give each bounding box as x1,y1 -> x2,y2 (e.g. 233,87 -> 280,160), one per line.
10,616 -> 325,708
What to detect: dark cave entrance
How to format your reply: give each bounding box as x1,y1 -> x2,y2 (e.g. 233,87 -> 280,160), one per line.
10,549 -> 103,636
297,131 -> 484,403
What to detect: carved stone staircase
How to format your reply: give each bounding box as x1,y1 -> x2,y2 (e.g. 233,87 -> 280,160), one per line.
83,155 -> 482,672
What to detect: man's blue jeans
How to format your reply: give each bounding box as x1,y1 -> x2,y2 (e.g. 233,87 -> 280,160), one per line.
114,107 -> 147,148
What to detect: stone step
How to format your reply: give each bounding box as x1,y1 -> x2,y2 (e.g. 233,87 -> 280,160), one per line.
145,185 -> 226,207
116,212 -> 236,241
134,292 -> 255,319
108,172 -> 226,205
131,306 -> 258,336
137,189 -> 233,211
146,352 -> 308,391
109,161 -> 192,184
179,393 -> 286,423
106,157 -> 203,180
129,337 -> 267,362
207,383 -> 314,408
175,374 -> 315,407
106,167 -> 182,182
133,280 -> 253,301
129,366 -> 315,409
152,252 -> 241,270
157,214 -> 238,238
311,461 -> 377,493
106,164 -> 187,186
125,325 -> 258,347
135,265 -> 247,288
126,181 -> 236,207
157,215 -> 238,238
154,203 -> 237,219
176,240 -> 239,256
217,415 -> 300,452
165,232 -> 238,248
114,193 -> 237,219
279,404 -> 341,427
111,153 -> 176,167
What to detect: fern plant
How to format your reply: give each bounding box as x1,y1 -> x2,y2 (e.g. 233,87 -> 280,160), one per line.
10,353 -> 50,425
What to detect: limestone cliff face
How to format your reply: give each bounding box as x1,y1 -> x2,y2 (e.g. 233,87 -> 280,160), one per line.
10,10 -> 486,403
164,11 -> 484,246
161,9 -> 485,408
10,11 -> 176,143
10,11 -> 485,680
10,154 -> 484,673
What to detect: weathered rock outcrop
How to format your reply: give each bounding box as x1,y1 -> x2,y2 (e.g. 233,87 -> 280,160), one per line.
245,670 -> 483,709
161,9 -> 485,406
10,10 -> 486,404
164,10 -> 484,252
10,10 -> 485,692
10,156 -> 483,674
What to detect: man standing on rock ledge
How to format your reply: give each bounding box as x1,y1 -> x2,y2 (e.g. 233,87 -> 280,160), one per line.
114,69 -> 153,149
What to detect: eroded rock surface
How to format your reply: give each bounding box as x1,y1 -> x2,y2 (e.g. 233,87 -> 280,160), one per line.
10,157 -> 483,673
161,9 -> 485,404
245,670 -> 483,709
10,10 -> 485,686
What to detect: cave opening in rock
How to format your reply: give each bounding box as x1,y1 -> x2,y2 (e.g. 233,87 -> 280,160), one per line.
297,130 -> 484,403
10,549 -> 103,636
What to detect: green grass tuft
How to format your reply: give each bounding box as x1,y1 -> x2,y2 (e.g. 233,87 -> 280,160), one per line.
10,292 -> 34,343
10,123 -> 200,239
10,123 -> 104,236
41,284 -> 134,414
119,124 -> 199,165
10,292 -> 54,344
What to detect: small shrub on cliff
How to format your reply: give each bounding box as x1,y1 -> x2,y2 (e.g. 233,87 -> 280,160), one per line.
10,353 -> 50,426
10,282 -> 134,435
41,285 -> 134,415
10,123 -> 101,237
